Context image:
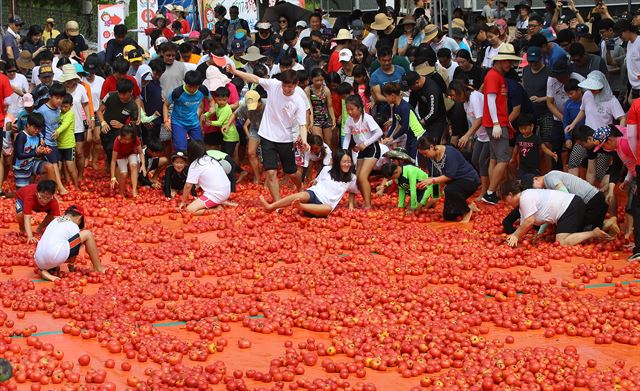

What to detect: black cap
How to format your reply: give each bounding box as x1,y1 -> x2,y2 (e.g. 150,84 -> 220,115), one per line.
84,55 -> 99,72
468,23 -> 482,40
9,15 -> 24,25
45,39 -> 56,48
549,57 -> 571,77
401,71 -> 420,90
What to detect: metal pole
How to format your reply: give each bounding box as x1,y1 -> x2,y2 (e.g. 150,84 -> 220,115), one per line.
447,0 -> 452,37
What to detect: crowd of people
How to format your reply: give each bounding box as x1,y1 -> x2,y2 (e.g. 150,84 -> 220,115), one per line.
2,1 -> 640,280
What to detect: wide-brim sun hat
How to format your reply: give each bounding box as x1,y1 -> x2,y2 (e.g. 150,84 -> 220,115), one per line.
370,13 -> 393,30
423,24 -> 439,43
399,16 -> 417,27
332,29 -> 353,42
59,64 -> 81,83
17,51 -> 35,69
492,43 -> 522,61
578,74 -> 604,90
241,46 -> 265,62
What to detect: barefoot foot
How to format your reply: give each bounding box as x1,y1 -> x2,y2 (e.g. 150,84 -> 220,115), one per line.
259,195 -> 273,211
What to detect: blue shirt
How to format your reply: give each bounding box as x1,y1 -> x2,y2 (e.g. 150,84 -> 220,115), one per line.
544,43 -> 568,68
562,98 -> 584,140
427,145 -> 480,185
13,131 -> 41,171
35,103 -> 60,147
169,85 -> 209,128
370,66 -> 406,89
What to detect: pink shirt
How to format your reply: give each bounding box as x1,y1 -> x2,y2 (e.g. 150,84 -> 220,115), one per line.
613,127 -> 637,181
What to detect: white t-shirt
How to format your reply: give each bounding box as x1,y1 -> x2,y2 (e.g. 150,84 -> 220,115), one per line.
34,217 -> 80,270
6,73 -> 29,118
439,61 -> 458,82
84,75 -> 105,114
32,65 -> 64,86
627,37 -> 640,89
580,90 -> 625,130
186,157 -> 231,204
362,32 -> 378,53
307,166 -> 358,210
519,189 -> 575,226
303,143 -> 332,168
69,85 -> 89,133
342,113 -> 383,149
464,90 -> 488,142
482,44 -> 502,68
257,78 -> 308,143
546,73 -> 585,121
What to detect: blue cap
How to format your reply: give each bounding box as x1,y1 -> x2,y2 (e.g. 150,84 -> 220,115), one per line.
74,63 -> 89,77
231,39 -> 244,53
541,28 -> 556,42
526,46 -> 542,62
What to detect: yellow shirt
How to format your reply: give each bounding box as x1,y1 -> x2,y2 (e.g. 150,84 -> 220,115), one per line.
42,29 -> 60,42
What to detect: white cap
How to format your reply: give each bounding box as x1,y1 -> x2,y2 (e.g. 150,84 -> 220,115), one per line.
296,21 -> 307,28
339,48 -> 353,62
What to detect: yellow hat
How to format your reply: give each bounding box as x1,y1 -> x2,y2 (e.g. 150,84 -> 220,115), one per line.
244,90 -> 261,111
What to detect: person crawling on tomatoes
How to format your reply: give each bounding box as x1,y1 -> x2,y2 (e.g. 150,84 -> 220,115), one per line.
34,205 -> 105,282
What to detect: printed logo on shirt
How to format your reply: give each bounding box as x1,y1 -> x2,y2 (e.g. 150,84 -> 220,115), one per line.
518,140 -> 535,157
121,110 -> 131,115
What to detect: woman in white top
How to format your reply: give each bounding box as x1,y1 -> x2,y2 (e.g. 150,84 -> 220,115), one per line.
342,95 -> 383,208
4,60 -> 29,118
481,25 -> 504,69
260,149 -> 358,217
501,179 -> 609,247
450,80 -> 489,198
34,205 -> 105,282
180,141 -> 231,215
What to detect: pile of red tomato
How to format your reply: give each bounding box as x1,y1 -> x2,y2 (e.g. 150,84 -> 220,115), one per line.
0,169 -> 638,390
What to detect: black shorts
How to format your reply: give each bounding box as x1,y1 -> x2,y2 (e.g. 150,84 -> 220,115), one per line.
58,147 -> 76,162
357,142 -> 381,160
203,132 -> 223,146
44,145 -> 59,163
68,233 -> 81,259
74,132 -> 86,143
584,191 -> 607,229
260,137 -> 297,174
556,196 -> 586,234
305,190 -> 323,205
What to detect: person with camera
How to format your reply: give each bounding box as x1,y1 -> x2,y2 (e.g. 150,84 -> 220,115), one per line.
587,0 -> 613,44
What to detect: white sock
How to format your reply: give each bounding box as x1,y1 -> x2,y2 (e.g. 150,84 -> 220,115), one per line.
487,191 -> 494,195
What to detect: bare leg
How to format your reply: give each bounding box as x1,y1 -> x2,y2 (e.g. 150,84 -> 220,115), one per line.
477,176 -> 488,200
568,167 -> 580,177
79,230 -> 104,273
186,198 -> 208,215
287,173 -> 302,192
296,201 -> 332,217
16,211 -> 25,232
130,163 -> 139,197
117,170 -> 127,197
247,138 -> 261,184
39,269 -> 60,282
356,159 -> 377,208
264,169 -> 281,201
461,202 -> 480,223
556,228 -> 610,246
76,141 -> 85,180
322,127 -> 333,151
259,192 -> 311,212
51,164 -> 68,195
64,161 -> 79,187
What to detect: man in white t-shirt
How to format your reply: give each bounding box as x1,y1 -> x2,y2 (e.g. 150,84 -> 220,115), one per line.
502,180 -> 609,247
618,19 -> 640,98
227,65 -> 310,201
34,205 -> 105,282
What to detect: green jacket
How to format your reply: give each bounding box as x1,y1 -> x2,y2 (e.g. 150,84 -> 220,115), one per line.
395,165 -> 434,209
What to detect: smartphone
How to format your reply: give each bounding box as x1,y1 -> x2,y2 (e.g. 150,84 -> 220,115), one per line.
431,183 -> 440,199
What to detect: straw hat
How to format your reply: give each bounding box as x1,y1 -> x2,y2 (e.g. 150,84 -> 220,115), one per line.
414,62 -> 435,76
444,18 -> 465,31
173,5 -> 185,13
332,29 -> 352,41
16,50 -> 35,69
370,13 -> 393,30
150,13 -> 166,25
164,4 -> 175,11
422,24 -> 439,43
240,46 -> 265,62
59,64 -> 80,83
492,43 -> 522,61
399,16 -> 417,27
65,21 -> 80,36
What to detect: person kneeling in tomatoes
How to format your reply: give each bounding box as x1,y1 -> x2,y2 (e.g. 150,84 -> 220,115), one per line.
16,179 -> 60,244
34,205 -> 105,282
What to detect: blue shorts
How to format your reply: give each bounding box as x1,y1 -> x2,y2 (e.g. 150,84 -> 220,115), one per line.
44,145 -> 60,163
15,198 -> 24,214
172,122 -> 202,152
305,190 -> 323,205
14,160 -> 47,189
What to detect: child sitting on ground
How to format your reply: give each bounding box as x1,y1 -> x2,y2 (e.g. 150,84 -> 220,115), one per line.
110,126 -> 146,197
53,94 -> 79,188
142,137 -> 169,189
381,162 -> 438,215
13,113 -> 55,190
34,205 -> 105,282
181,141 -> 231,214
162,151 -> 194,199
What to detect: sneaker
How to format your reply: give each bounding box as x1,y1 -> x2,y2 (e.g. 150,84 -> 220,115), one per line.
481,192 -> 499,205
628,253 -> 640,262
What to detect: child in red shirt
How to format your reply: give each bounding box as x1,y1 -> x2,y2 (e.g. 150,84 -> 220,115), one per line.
110,126 -> 145,197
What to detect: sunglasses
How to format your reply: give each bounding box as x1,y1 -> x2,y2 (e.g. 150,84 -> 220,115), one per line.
279,20 -> 287,24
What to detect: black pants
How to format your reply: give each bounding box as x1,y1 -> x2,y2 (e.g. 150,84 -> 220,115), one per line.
443,179 -> 479,221
224,155 -> 239,193
584,191 -> 607,230
141,121 -> 161,146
